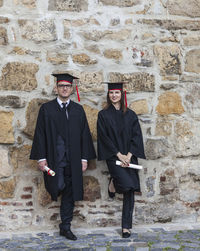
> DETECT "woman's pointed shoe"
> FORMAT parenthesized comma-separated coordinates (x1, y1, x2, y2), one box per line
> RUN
(108, 178, 115, 198)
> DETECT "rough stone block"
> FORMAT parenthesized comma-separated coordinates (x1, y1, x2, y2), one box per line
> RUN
(83, 104, 98, 141)
(0, 147, 12, 178)
(18, 19, 57, 43)
(83, 176, 101, 202)
(139, 19, 200, 31)
(145, 138, 170, 160)
(0, 178, 16, 199)
(154, 45, 181, 75)
(156, 92, 184, 115)
(109, 72, 155, 92)
(0, 111, 14, 144)
(23, 98, 49, 139)
(0, 62, 38, 91)
(130, 99, 149, 115)
(72, 53, 97, 65)
(167, 0, 200, 18)
(10, 145, 36, 170)
(0, 95, 25, 108)
(48, 0, 88, 11)
(0, 26, 8, 45)
(185, 49, 200, 73)
(99, 0, 140, 7)
(14, 0, 36, 8)
(103, 49, 122, 61)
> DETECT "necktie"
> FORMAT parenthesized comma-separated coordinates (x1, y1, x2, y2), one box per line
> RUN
(62, 103, 68, 119)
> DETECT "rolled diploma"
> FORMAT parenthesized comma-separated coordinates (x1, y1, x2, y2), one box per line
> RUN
(44, 166, 56, 176)
(116, 160, 143, 170)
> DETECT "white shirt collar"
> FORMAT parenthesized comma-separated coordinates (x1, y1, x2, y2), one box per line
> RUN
(57, 97, 70, 108)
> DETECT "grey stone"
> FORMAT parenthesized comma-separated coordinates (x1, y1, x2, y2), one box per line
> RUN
(0, 95, 25, 108)
(145, 138, 170, 160)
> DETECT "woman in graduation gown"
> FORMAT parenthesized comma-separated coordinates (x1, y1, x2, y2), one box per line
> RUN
(97, 82, 146, 238)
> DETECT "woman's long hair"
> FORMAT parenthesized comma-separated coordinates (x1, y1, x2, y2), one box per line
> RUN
(104, 90, 127, 113)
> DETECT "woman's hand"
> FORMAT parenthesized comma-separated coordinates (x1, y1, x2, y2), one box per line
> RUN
(117, 152, 129, 167)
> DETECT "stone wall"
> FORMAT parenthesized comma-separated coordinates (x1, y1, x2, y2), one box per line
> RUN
(0, 0, 200, 231)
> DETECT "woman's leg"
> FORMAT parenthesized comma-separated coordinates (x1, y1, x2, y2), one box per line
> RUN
(122, 191, 135, 230)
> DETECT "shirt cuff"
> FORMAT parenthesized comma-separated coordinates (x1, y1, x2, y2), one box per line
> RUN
(81, 159, 88, 162)
(38, 159, 46, 162)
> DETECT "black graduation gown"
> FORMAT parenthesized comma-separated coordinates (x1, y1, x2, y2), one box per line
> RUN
(30, 99, 96, 201)
(97, 105, 145, 193)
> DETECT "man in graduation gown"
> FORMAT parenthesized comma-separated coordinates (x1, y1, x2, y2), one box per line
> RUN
(30, 73, 96, 241)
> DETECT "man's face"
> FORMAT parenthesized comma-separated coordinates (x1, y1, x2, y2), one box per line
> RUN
(56, 81, 73, 101)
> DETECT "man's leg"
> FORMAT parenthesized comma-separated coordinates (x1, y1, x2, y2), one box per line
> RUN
(59, 167, 77, 240)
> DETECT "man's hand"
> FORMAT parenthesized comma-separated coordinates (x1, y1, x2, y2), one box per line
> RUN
(82, 160, 88, 172)
(38, 160, 47, 172)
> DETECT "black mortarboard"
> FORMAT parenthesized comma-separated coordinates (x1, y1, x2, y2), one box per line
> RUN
(52, 73, 80, 101)
(52, 73, 79, 84)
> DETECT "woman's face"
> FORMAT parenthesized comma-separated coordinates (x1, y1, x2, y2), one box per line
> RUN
(109, 90, 121, 105)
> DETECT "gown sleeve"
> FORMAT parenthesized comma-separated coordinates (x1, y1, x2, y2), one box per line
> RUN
(30, 105, 47, 160)
(97, 111, 119, 160)
(81, 108, 96, 160)
(129, 114, 146, 159)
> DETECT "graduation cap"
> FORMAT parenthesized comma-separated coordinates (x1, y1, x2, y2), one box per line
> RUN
(52, 73, 80, 102)
(103, 81, 128, 107)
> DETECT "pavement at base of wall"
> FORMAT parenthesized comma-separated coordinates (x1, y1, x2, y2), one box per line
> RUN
(0, 223, 200, 251)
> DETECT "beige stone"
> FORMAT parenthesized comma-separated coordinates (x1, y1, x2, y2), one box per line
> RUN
(83, 176, 101, 202)
(88, 159, 96, 170)
(64, 18, 100, 27)
(0, 178, 16, 199)
(83, 104, 98, 141)
(99, 0, 140, 7)
(10, 145, 36, 170)
(71, 71, 104, 93)
(23, 99, 49, 139)
(103, 49, 122, 61)
(175, 121, 193, 138)
(0, 17, 9, 23)
(36, 178, 52, 206)
(85, 45, 100, 54)
(48, 0, 88, 11)
(46, 51, 69, 65)
(167, 0, 200, 18)
(0, 95, 25, 108)
(130, 99, 149, 115)
(185, 49, 200, 73)
(82, 29, 131, 42)
(154, 45, 181, 75)
(139, 19, 200, 31)
(0, 62, 38, 91)
(0, 0, 3, 7)
(0, 111, 14, 144)
(156, 92, 184, 115)
(14, 0, 36, 8)
(0, 147, 12, 178)
(0, 26, 8, 45)
(155, 117, 173, 136)
(183, 37, 200, 46)
(72, 53, 97, 65)
(18, 19, 57, 43)
(109, 72, 155, 92)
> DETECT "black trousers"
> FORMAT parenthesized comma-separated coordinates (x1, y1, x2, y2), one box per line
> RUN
(59, 166, 74, 231)
(122, 191, 135, 229)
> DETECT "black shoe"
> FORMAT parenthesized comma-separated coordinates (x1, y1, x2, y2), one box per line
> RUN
(122, 230, 131, 238)
(60, 229, 77, 241)
(108, 178, 115, 198)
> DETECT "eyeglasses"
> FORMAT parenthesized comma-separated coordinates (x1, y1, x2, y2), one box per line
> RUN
(57, 84, 72, 89)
